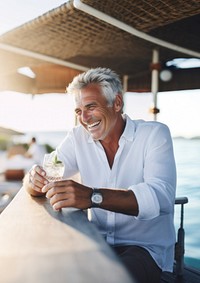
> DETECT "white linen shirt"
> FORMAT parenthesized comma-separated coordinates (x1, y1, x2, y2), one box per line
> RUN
(56, 114, 177, 272)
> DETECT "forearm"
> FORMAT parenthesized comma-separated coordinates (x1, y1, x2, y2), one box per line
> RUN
(99, 189, 139, 216)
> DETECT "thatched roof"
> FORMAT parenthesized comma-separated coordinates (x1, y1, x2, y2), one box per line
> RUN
(0, 0, 199, 94)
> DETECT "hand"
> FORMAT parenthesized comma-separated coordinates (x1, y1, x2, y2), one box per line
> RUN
(27, 165, 48, 196)
(42, 179, 92, 211)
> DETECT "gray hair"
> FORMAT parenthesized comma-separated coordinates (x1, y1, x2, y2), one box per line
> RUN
(66, 67, 124, 107)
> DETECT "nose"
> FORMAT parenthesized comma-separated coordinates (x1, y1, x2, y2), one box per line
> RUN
(81, 109, 90, 124)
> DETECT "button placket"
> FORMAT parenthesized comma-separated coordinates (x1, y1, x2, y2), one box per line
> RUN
(106, 211, 115, 245)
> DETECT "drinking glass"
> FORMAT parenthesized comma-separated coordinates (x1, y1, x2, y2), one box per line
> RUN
(43, 152, 65, 181)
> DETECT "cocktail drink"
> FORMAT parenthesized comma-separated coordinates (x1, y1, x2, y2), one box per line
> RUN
(43, 152, 65, 181)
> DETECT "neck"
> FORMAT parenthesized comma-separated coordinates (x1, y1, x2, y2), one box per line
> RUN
(100, 115, 126, 168)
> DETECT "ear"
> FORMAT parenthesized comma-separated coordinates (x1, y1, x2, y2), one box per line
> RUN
(114, 94, 123, 112)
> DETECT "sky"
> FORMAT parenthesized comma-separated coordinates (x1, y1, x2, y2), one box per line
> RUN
(0, 0, 200, 139)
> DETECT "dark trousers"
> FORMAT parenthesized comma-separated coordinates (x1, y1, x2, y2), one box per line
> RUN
(112, 245, 162, 283)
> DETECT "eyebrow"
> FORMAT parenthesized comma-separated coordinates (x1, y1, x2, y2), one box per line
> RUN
(85, 102, 97, 108)
(75, 101, 97, 111)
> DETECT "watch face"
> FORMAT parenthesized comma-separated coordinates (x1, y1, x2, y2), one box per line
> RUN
(91, 189, 103, 207)
(92, 194, 103, 204)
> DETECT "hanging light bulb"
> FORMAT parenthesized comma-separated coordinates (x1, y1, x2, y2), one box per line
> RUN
(160, 69, 172, 82)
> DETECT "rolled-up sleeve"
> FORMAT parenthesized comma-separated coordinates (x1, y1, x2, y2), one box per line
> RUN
(128, 123, 176, 220)
(128, 184, 160, 220)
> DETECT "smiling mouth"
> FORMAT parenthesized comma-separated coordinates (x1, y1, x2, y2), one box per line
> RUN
(87, 121, 101, 130)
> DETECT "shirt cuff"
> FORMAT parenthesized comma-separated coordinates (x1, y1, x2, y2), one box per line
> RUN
(128, 185, 160, 220)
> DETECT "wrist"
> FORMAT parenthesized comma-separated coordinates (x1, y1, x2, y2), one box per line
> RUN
(91, 188, 103, 207)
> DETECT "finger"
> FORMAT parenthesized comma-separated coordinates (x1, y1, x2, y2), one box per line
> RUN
(52, 199, 71, 211)
(29, 171, 48, 187)
(45, 184, 68, 198)
(29, 175, 44, 193)
(42, 179, 71, 193)
(29, 166, 48, 192)
(49, 192, 70, 206)
(33, 165, 46, 178)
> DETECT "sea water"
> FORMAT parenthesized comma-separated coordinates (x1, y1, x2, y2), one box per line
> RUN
(173, 138, 200, 270)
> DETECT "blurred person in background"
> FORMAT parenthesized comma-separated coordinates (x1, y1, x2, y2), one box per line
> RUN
(25, 137, 46, 165)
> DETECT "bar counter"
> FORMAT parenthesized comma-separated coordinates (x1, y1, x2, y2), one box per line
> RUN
(0, 187, 133, 283)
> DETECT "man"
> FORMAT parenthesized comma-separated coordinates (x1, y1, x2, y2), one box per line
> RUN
(24, 67, 176, 283)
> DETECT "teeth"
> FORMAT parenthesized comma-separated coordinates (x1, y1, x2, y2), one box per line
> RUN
(88, 121, 100, 129)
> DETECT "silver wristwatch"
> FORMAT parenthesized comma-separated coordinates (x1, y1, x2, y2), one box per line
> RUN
(91, 188, 103, 207)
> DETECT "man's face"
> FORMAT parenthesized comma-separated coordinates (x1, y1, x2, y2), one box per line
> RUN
(74, 84, 120, 141)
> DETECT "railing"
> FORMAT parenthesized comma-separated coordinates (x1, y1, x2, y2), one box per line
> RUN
(161, 197, 189, 282)
(0, 187, 133, 283)
(174, 196, 189, 277)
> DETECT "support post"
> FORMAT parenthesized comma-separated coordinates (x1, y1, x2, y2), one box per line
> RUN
(150, 48, 160, 121)
(123, 75, 129, 93)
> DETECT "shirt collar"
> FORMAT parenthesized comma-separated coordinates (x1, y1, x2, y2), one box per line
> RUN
(120, 114, 136, 142)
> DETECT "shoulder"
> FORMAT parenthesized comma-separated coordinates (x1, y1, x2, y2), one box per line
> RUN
(136, 121, 173, 148)
(125, 116, 172, 142)
(136, 120, 170, 132)
(126, 115, 170, 133)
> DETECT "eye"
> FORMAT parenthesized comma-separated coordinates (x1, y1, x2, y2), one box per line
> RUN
(75, 109, 81, 116)
(87, 104, 96, 111)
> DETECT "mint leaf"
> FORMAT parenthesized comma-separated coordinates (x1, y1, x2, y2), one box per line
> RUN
(53, 154, 62, 165)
